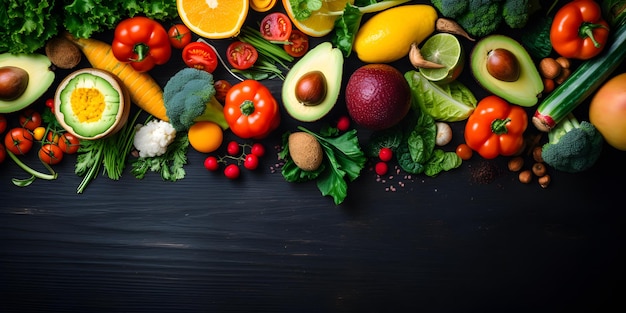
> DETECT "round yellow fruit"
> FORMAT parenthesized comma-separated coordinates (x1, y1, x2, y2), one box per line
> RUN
(188, 121, 223, 153)
(589, 72, 626, 151)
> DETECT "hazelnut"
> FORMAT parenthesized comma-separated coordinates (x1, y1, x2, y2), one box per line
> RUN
(539, 58, 562, 80)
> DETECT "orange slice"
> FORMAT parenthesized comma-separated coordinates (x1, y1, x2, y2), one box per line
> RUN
(177, 0, 249, 39)
(282, 0, 353, 37)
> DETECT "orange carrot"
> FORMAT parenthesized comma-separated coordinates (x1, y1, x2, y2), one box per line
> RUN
(63, 33, 169, 121)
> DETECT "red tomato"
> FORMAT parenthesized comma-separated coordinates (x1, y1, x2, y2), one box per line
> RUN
(0, 143, 5, 163)
(168, 24, 192, 49)
(214, 80, 233, 103)
(19, 109, 42, 131)
(58, 132, 81, 154)
(243, 153, 259, 170)
(0, 114, 6, 134)
(4, 127, 33, 155)
(39, 143, 64, 165)
(182, 42, 218, 73)
(47, 131, 60, 144)
(260, 12, 292, 41)
(283, 29, 309, 57)
(226, 41, 258, 70)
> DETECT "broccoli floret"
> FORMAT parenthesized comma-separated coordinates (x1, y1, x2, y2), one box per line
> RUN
(430, 0, 544, 37)
(541, 113, 603, 173)
(163, 68, 228, 132)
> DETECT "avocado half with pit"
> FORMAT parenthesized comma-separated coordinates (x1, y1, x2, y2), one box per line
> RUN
(282, 42, 343, 122)
(0, 53, 55, 113)
(470, 35, 543, 107)
(54, 68, 131, 140)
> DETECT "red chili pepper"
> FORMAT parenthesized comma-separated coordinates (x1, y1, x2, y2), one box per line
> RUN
(112, 17, 172, 72)
(550, 0, 610, 60)
(223, 80, 281, 139)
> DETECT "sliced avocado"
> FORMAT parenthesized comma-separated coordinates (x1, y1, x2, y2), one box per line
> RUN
(282, 42, 343, 122)
(55, 68, 130, 140)
(0, 53, 55, 113)
(470, 35, 543, 107)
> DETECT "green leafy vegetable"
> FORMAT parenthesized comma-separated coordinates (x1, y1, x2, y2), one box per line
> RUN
(279, 125, 366, 205)
(131, 133, 189, 181)
(0, 1, 59, 54)
(405, 70, 477, 122)
(364, 127, 404, 158)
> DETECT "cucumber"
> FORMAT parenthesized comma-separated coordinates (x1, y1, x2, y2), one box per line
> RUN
(532, 22, 626, 132)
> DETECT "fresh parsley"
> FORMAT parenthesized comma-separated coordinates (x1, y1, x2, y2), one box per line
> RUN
(130, 133, 189, 182)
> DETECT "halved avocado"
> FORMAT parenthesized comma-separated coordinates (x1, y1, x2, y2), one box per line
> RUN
(282, 42, 343, 122)
(54, 68, 131, 140)
(470, 35, 543, 107)
(0, 53, 55, 113)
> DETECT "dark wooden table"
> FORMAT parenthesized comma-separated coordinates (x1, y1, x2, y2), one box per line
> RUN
(2, 1, 625, 312)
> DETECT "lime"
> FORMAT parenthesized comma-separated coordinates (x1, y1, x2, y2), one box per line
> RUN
(418, 33, 464, 84)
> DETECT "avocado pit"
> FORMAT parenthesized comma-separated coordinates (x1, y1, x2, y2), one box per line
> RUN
(295, 70, 327, 106)
(0, 66, 29, 101)
(486, 48, 520, 82)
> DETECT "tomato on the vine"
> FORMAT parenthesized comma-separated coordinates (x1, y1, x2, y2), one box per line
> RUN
(0, 114, 7, 134)
(182, 41, 218, 73)
(283, 29, 309, 57)
(4, 127, 34, 155)
(227, 141, 240, 156)
(250, 143, 265, 157)
(226, 41, 258, 70)
(47, 131, 60, 144)
(39, 143, 64, 165)
(260, 12, 292, 41)
(33, 127, 46, 141)
(243, 154, 259, 170)
(58, 132, 81, 154)
(224, 164, 240, 179)
(19, 109, 42, 131)
(204, 156, 220, 171)
(168, 24, 192, 49)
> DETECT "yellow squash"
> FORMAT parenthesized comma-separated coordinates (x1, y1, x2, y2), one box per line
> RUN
(353, 4, 438, 64)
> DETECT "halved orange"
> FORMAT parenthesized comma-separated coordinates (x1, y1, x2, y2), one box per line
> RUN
(177, 0, 249, 39)
(282, 0, 354, 37)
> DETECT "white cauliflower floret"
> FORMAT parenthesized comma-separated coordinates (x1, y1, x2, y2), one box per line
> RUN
(133, 120, 177, 158)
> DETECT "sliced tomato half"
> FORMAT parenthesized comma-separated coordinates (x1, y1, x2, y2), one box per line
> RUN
(182, 42, 218, 73)
(283, 29, 309, 57)
(226, 41, 258, 70)
(260, 12, 292, 42)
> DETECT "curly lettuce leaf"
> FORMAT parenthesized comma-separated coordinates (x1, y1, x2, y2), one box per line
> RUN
(0, 1, 58, 54)
(405, 70, 477, 122)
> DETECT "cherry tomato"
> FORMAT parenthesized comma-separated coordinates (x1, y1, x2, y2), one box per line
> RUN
(0, 114, 7, 134)
(182, 41, 218, 73)
(214, 80, 233, 103)
(19, 109, 42, 131)
(39, 143, 64, 165)
(58, 132, 81, 154)
(204, 156, 220, 171)
(226, 41, 258, 70)
(47, 131, 60, 144)
(260, 12, 292, 42)
(168, 24, 192, 49)
(250, 143, 265, 157)
(336, 116, 350, 132)
(45, 98, 55, 113)
(227, 141, 240, 156)
(375, 161, 388, 176)
(283, 29, 309, 57)
(456, 143, 473, 161)
(243, 153, 259, 170)
(4, 127, 34, 155)
(378, 147, 393, 162)
(224, 164, 240, 179)
(0, 143, 5, 163)
(32, 126, 46, 141)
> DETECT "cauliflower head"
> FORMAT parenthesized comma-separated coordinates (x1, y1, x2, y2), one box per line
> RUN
(133, 120, 177, 158)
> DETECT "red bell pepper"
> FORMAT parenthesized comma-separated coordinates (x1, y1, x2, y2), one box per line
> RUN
(550, 0, 610, 60)
(112, 17, 172, 72)
(224, 80, 281, 139)
(464, 95, 528, 159)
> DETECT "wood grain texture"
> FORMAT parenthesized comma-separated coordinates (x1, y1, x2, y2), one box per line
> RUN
(2, 2, 626, 312)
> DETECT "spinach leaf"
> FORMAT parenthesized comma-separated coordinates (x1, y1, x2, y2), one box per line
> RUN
(332, 4, 363, 57)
